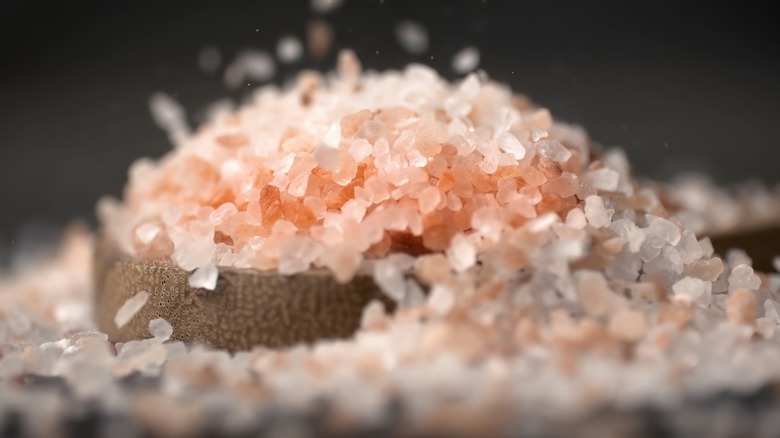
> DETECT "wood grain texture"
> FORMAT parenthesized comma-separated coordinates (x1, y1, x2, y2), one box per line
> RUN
(93, 238, 391, 352)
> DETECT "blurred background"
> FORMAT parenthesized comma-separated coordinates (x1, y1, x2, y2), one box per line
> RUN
(1, 0, 778, 263)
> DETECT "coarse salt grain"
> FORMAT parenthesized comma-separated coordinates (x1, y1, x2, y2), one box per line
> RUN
(452, 46, 480, 74)
(114, 291, 150, 329)
(276, 35, 303, 63)
(188, 264, 219, 290)
(395, 20, 429, 55)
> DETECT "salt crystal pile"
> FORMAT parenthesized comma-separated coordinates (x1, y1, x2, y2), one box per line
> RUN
(5, 52, 780, 435)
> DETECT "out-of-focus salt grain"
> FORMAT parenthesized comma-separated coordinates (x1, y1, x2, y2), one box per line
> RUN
(584, 195, 612, 228)
(672, 277, 711, 303)
(452, 46, 480, 74)
(276, 35, 303, 63)
(310, 0, 343, 13)
(395, 20, 429, 54)
(535, 139, 572, 162)
(726, 288, 757, 326)
(198, 45, 221, 73)
(360, 300, 386, 330)
(188, 264, 219, 290)
(446, 233, 476, 272)
(427, 284, 455, 315)
(307, 19, 333, 59)
(608, 309, 648, 342)
(584, 168, 620, 192)
(149, 318, 173, 341)
(114, 291, 150, 328)
(728, 264, 761, 293)
(772, 256, 780, 273)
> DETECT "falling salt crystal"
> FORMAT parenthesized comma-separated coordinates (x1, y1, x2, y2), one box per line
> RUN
(584, 168, 620, 192)
(728, 264, 761, 293)
(149, 318, 173, 341)
(428, 284, 455, 315)
(395, 20, 429, 54)
(311, 0, 343, 13)
(198, 45, 221, 73)
(188, 264, 219, 290)
(360, 300, 386, 330)
(114, 291, 150, 328)
(239, 50, 276, 81)
(276, 35, 303, 63)
(446, 233, 476, 272)
(584, 195, 612, 228)
(313, 143, 340, 170)
(149, 92, 190, 143)
(374, 259, 408, 302)
(672, 277, 711, 304)
(535, 139, 572, 162)
(452, 46, 480, 74)
(496, 132, 526, 160)
(773, 256, 780, 273)
(764, 299, 780, 321)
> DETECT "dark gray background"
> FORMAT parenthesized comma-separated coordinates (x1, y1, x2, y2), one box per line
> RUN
(1, 0, 778, 250)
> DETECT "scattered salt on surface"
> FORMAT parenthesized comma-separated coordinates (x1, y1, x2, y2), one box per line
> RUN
(188, 264, 219, 290)
(451, 46, 480, 74)
(395, 20, 429, 54)
(276, 35, 303, 63)
(114, 291, 150, 329)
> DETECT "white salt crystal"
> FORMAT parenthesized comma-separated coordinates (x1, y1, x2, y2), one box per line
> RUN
(645, 214, 681, 246)
(360, 300, 386, 330)
(395, 20, 429, 54)
(312, 143, 340, 170)
(276, 35, 303, 63)
(565, 208, 587, 229)
(675, 230, 703, 264)
(417, 186, 441, 215)
(764, 299, 780, 321)
(373, 259, 407, 302)
(173, 236, 216, 271)
(114, 291, 150, 328)
(427, 284, 455, 315)
(576, 270, 616, 317)
(644, 246, 684, 276)
(584, 168, 620, 192)
(672, 277, 711, 303)
(134, 222, 162, 245)
(311, 0, 343, 13)
(728, 264, 761, 293)
(348, 138, 373, 162)
(530, 127, 548, 142)
(535, 139, 572, 162)
(278, 236, 319, 275)
(698, 236, 715, 258)
(225, 50, 276, 87)
(198, 45, 221, 73)
(452, 46, 480, 74)
(149, 318, 173, 341)
(188, 264, 219, 290)
(773, 256, 780, 273)
(496, 132, 526, 160)
(446, 233, 476, 272)
(584, 195, 612, 228)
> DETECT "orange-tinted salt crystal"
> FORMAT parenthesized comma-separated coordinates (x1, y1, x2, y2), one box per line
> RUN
(281, 196, 318, 228)
(436, 170, 456, 192)
(132, 220, 174, 260)
(519, 166, 546, 187)
(536, 157, 563, 180)
(366, 231, 393, 257)
(215, 133, 249, 148)
(422, 224, 453, 251)
(536, 192, 562, 214)
(425, 155, 447, 178)
(727, 288, 757, 326)
(340, 109, 374, 138)
(259, 185, 283, 230)
(501, 245, 528, 269)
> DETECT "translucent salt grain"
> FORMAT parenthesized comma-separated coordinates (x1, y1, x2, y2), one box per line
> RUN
(608, 309, 648, 342)
(417, 186, 442, 215)
(727, 288, 757, 326)
(446, 233, 476, 272)
(728, 264, 761, 293)
(584, 168, 620, 192)
(373, 259, 407, 302)
(427, 284, 455, 315)
(312, 143, 340, 170)
(232, 50, 276, 83)
(149, 318, 173, 341)
(395, 20, 429, 54)
(188, 264, 219, 290)
(577, 270, 615, 317)
(675, 230, 703, 264)
(672, 277, 711, 303)
(764, 299, 780, 321)
(699, 236, 715, 258)
(496, 132, 526, 160)
(773, 256, 780, 273)
(276, 35, 303, 63)
(535, 139, 572, 162)
(452, 46, 480, 74)
(134, 222, 162, 245)
(360, 300, 386, 330)
(645, 215, 681, 246)
(114, 291, 150, 328)
(584, 195, 612, 228)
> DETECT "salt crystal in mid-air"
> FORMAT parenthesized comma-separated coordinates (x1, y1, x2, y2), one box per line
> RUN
(188, 264, 219, 290)
(395, 20, 429, 54)
(276, 35, 303, 63)
(114, 291, 150, 328)
(452, 46, 480, 74)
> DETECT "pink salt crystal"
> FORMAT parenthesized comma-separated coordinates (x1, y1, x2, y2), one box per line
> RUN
(313, 144, 340, 171)
(114, 291, 150, 329)
(496, 132, 526, 160)
(188, 264, 219, 290)
(535, 139, 572, 162)
(608, 309, 648, 342)
(427, 284, 455, 315)
(278, 236, 319, 275)
(209, 203, 237, 225)
(727, 288, 757, 326)
(565, 208, 587, 229)
(682, 257, 724, 282)
(418, 186, 442, 215)
(360, 300, 387, 330)
(756, 318, 776, 339)
(348, 139, 373, 162)
(577, 270, 616, 317)
(584, 168, 620, 192)
(307, 19, 333, 60)
(320, 243, 362, 284)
